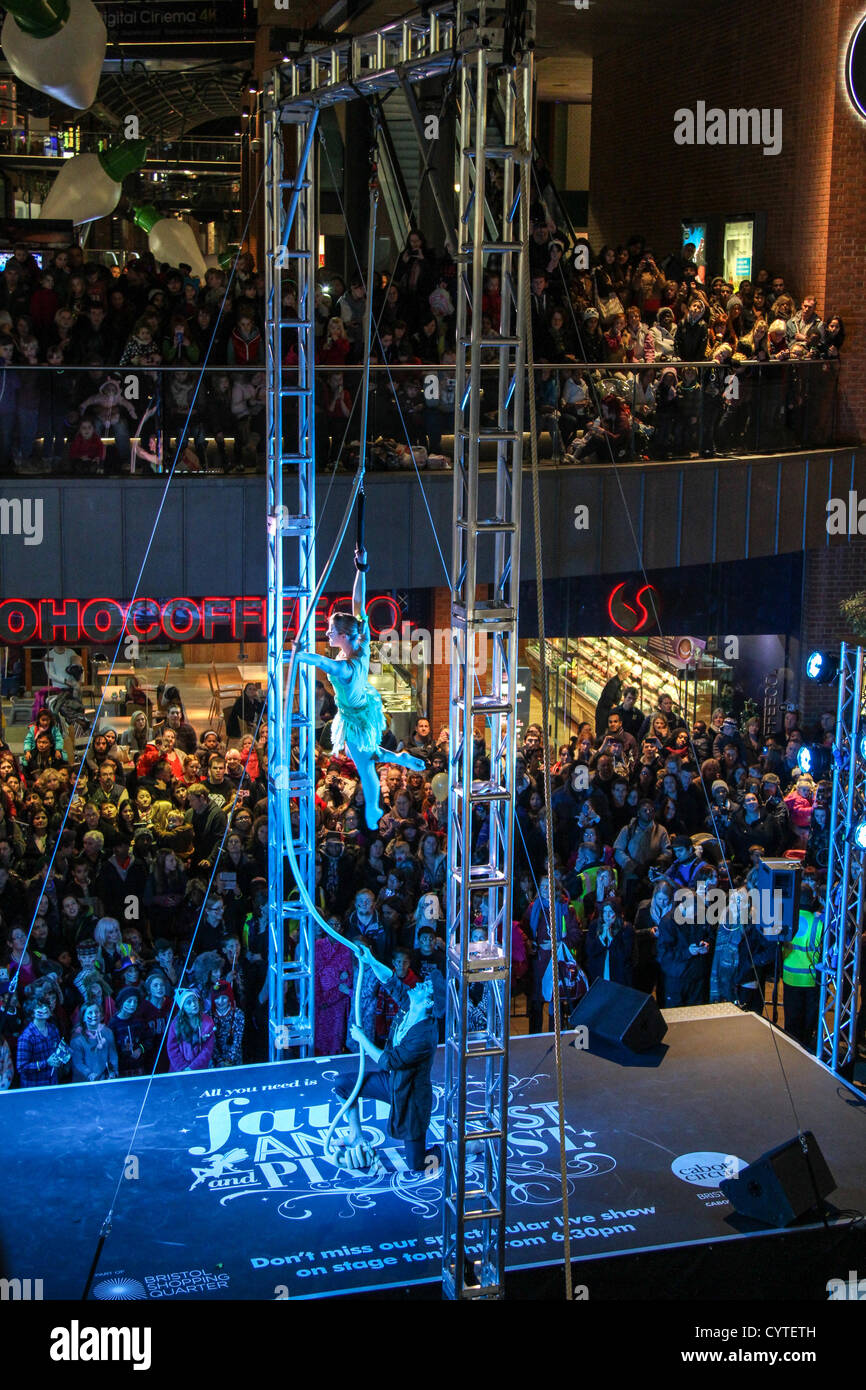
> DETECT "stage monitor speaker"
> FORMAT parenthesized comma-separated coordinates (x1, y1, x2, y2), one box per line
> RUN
(569, 979, 667, 1052)
(753, 858, 801, 940)
(719, 1131, 835, 1228)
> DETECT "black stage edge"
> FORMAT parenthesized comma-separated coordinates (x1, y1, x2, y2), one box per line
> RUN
(2, 1010, 866, 1302)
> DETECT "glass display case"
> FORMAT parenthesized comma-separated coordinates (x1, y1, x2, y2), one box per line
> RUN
(369, 643, 419, 718)
(524, 634, 732, 738)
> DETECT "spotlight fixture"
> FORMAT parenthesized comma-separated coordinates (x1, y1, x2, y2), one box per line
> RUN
(241, 107, 250, 120)
(805, 650, 838, 684)
(796, 745, 812, 775)
(854, 819, 866, 852)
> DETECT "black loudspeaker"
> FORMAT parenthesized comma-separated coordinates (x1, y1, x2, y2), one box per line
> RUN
(752, 858, 801, 940)
(569, 979, 667, 1052)
(720, 1132, 836, 1228)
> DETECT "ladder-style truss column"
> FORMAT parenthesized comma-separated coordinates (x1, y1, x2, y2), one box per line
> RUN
(818, 642, 865, 1073)
(264, 86, 319, 1059)
(443, 23, 534, 1301)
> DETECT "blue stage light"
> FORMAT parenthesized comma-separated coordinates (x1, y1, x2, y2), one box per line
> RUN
(806, 651, 825, 679)
(806, 650, 838, 683)
(854, 820, 866, 852)
(797, 745, 812, 774)
(860, 733, 866, 762)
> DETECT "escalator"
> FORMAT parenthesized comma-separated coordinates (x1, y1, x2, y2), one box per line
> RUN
(326, 78, 579, 272)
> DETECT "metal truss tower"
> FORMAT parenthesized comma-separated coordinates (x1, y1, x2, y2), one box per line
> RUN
(817, 643, 865, 1073)
(444, 35, 533, 1301)
(264, 87, 319, 1058)
(263, 0, 535, 1296)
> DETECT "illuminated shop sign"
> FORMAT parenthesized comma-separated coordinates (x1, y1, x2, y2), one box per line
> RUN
(607, 582, 659, 633)
(95, 1, 255, 41)
(846, 15, 866, 119)
(0, 595, 404, 645)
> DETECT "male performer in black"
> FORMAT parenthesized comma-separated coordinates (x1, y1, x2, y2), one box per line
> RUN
(333, 952, 438, 1173)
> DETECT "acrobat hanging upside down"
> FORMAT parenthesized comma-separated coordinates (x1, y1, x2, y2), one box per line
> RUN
(295, 544, 426, 831)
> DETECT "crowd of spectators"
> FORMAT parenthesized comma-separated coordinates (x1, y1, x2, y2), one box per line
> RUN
(506, 691, 835, 1048)
(0, 662, 840, 1088)
(0, 198, 847, 477)
(0, 688, 273, 1086)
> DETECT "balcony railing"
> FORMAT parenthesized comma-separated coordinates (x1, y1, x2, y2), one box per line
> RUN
(0, 131, 241, 164)
(0, 357, 843, 479)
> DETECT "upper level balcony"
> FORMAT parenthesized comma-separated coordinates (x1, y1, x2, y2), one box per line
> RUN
(0, 358, 858, 595)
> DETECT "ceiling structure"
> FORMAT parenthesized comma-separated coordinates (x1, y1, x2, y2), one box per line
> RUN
(316, 0, 697, 100)
(97, 65, 246, 142)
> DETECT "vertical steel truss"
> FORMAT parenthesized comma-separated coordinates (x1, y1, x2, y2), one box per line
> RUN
(444, 37, 533, 1301)
(264, 2, 534, 1295)
(265, 84, 319, 1058)
(817, 643, 865, 1073)
(265, 8, 465, 1065)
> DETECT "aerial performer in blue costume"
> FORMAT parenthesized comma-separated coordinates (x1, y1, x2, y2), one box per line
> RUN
(295, 543, 426, 831)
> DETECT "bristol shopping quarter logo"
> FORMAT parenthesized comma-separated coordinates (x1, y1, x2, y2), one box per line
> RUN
(671, 1151, 747, 1186)
(91, 1278, 148, 1301)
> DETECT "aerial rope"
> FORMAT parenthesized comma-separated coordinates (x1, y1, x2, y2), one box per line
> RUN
(279, 111, 425, 1169)
(516, 76, 574, 1300)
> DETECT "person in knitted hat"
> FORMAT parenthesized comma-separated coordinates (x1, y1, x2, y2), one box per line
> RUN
(651, 305, 677, 359)
(108, 984, 147, 1076)
(704, 780, 733, 845)
(166, 987, 215, 1072)
(578, 305, 604, 359)
(760, 773, 792, 853)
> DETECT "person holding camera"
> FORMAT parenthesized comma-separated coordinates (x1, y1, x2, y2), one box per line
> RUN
(16, 985, 70, 1086)
(630, 251, 666, 319)
(656, 889, 712, 1006)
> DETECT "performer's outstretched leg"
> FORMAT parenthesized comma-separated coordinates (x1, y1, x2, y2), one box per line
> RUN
(346, 737, 384, 831)
(378, 745, 427, 773)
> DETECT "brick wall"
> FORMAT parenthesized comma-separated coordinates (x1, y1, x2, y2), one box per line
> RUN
(428, 585, 452, 736)
(588, 0, 866, 443)
(799, 540, 866, 721)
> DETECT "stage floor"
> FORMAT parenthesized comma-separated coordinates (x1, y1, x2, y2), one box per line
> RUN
(2, 1011, 865, 1301)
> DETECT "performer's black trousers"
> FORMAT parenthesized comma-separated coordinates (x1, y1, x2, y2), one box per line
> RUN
(335, 1069, 427, 1170)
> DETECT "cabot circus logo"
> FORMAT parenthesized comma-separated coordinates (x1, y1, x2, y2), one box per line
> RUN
(671, 1151, 747, 1186)
(846, 15, 866, 120)
(607, 582, 658, 633)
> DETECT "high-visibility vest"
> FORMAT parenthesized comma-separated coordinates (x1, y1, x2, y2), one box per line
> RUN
(569, 863, 604, 925)
(782, 909, 823, 988)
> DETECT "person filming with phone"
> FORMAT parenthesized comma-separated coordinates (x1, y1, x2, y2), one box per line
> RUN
(656, 887, 713, 1006)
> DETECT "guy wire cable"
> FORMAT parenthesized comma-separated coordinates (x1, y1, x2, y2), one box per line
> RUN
(534, 170, 810, 1148)
(516, 74, 573, 1302)
(15, 159, 274, 994)
(76, 159, 280, 1298)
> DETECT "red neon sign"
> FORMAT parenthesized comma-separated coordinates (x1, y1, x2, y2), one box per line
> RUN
(0, 594, 405, 645)
(607, 582, 658, 633)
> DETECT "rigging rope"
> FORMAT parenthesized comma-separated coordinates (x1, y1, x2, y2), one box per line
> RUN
(534, 169, 808, 1144)
(517, 76, 574, 1301)
(279, 119, 382, 1165)
(77, 157, 281, 1297)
